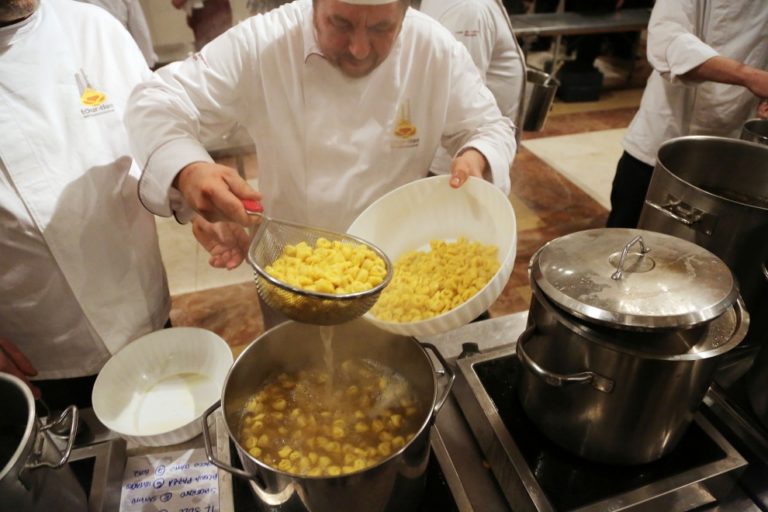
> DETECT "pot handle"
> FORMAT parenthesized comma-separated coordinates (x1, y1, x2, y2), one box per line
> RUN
(201, 400, 259, 482)
(420, 343, 455, 415)
(516, 326, 614, 393)
(27, 405, 78, 470)
(643, 196, 716, 236)
(611, 235, 650, 280)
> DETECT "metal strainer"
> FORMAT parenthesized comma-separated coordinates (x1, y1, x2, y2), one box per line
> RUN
(243, 200, 393, 325)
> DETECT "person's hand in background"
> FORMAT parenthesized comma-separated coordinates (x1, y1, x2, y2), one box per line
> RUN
(192, 215, 251, 269)
(757, 99, 768, 119)
(0, 335, 39, 398)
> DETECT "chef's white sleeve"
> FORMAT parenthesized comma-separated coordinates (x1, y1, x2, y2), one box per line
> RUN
(440, 42, 515, 195)
(646, 0, 719, 84)
(126, 27, 252, 220)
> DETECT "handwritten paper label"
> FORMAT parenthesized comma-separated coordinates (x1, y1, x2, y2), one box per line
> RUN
(120, 447, 219, 512)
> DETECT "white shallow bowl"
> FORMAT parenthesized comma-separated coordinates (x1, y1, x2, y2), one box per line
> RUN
(92, 327, 233, 446)
(347, 175, 517, 336)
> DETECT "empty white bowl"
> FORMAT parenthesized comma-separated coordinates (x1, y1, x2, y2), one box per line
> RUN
(347, 175, 517, 336)
(92, 327, 233, 446)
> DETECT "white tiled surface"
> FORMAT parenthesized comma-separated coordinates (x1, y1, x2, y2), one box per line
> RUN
(521, 128, 626, 209)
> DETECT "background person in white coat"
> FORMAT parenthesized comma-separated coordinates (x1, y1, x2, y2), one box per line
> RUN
(606, 0, 768, 228)
(0, 0, 171, 408)
(419, 0, 525, 175)
(75, 0, 158, 67)
(125, 0, 516, 271)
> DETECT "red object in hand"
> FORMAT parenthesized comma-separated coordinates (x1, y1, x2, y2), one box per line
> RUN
(242, 199, 264, 213)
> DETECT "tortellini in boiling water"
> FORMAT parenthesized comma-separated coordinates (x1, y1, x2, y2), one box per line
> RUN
(237, 359, 421, 477)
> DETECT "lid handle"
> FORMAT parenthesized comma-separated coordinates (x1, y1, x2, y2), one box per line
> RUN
(611, 235, 651, 281)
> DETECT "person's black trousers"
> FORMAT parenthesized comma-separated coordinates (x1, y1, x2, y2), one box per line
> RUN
(606, 151, 655, 228)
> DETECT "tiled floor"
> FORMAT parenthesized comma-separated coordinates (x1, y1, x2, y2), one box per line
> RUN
(161, 69, 644, 354)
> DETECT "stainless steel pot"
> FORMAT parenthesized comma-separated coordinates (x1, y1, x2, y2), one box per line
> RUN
(523, 68, 560, 132)
(638, 136, 768, 350)
(517, 229, 749, 465)
(0, 373, 85, 511)
(202, 319, 454, 512)
(741, 118, 768, 145)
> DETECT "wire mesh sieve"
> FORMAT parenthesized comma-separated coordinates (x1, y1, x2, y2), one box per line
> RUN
(244, 201, 393, 325)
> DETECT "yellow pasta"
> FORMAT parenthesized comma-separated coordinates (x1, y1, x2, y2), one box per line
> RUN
(265, 238, 387, 294)
(237, 360, 421, 477)
(371, 237, 499, 323)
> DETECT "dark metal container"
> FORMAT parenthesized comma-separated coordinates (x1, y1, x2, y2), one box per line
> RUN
(202, 319, 454, 512)
(0, 373, 84, 511)
(517, 229, 749, 465)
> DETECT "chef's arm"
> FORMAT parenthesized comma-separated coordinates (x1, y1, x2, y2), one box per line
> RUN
(645, 0, 717, 83)
(126, 22, 257, 223)
(0, 335, 40, 398)
(682, 57, 768, 99)
(441, 42, 515, 194)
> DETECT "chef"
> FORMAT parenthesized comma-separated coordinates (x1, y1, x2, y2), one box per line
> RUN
(0, 0, 171, 406)
(125, 0, 516, 273)
(419, 0, 526, 174)
(606, 0, 768, 228)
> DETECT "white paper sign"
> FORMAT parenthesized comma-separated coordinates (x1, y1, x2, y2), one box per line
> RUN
(120, 447, 220, 512)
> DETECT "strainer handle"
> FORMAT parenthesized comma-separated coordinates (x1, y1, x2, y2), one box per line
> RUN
(242, 199, 264, 214)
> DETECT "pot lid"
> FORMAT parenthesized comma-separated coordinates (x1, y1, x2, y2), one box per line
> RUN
(530, 228, 739, 329)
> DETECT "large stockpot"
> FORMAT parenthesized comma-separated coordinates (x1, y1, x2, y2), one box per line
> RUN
(638, 136, 768, 349)
(202, 319, 454, 512)
(0, 373, 85, 511)
(517, 229, 749, 465)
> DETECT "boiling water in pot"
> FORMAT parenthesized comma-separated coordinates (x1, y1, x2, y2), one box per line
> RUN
(236, 349, 422, 477)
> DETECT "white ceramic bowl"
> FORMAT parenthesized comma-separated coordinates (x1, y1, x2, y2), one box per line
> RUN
(92, 327, 233, 446)
(347, 175, 517, 336)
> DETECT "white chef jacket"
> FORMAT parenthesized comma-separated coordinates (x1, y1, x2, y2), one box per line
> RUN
(0, 0, 171, 379)
(126, 0, 515, 233)
(76, 0, 158, 68)
(623, 0, 768, 166)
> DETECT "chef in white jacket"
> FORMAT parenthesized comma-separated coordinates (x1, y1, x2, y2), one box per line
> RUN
(419, 0, 525, 175)
(125, 0, 516, 270)
(0, 0, 171, 403)
(606, 0, 768, 228)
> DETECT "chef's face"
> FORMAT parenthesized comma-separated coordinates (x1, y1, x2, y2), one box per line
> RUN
(0, 0, 37, 24)
(313, 0, 406, 78)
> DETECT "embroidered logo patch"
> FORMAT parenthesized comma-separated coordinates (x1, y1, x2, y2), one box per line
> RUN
(391, 100, 419, 149)
(75, 69, 115, 118)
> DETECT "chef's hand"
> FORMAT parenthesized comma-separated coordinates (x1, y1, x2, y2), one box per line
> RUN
(450, 148, 490, 188)
(175, 162, 261, 226)
(757, 99, 768, 119)
(192, 215, 250, 269)
(0, 335, 40, 399)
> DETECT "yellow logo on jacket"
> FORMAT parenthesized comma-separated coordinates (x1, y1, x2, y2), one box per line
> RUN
(80, 87, 107, 106)
(391, 100, 419, 149)
(75, 69, 114, 117)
